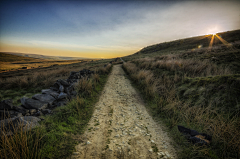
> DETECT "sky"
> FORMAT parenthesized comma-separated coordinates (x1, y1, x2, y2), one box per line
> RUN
(0, 0, 240, 59)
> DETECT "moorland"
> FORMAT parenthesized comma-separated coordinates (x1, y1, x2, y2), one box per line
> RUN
(0, 29, 240, 159)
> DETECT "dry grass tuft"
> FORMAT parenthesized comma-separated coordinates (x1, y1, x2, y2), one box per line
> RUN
(97, 64, 112, 74)
(75, 77, 93, 97)
(134, 57, 232, 78)
(92, 73, 100, 84)
(0, 119, 42, 159)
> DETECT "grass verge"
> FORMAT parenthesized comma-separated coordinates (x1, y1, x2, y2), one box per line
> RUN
(123, 61, 240, 159)
(0, 64, 112, 159)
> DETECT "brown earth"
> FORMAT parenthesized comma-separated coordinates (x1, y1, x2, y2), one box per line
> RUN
(71, 65, 177, 159)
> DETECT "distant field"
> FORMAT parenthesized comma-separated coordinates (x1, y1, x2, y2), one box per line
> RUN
(0, 54, 113, 106)
(0, 52, 97, 72)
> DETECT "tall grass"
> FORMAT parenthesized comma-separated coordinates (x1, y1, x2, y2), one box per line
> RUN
(0, 119, 42, 159)
(134, 57, 232, 78)
(123, 61, 240, 158)
(75, 77, 94, 97)
(97, 64, 112, 74)
(0, 68, 70, 90)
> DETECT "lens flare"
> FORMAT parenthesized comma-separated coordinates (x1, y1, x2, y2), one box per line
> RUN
(215, 34, 231, 46)
(209, 34, 215, 49)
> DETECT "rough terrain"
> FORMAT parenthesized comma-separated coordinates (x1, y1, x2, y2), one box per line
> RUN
(71, 65, 177, 159)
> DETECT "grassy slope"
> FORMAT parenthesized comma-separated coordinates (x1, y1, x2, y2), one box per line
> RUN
(0, 52, 44, 62)
(122, 29, 240, 158)
(135, 29, 240, 55)
(124, 29, 240, 74)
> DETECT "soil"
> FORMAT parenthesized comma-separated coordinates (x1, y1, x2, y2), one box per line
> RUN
(71, 65, 177, 159)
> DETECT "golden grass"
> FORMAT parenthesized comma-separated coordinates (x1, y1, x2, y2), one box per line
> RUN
(134, 57, 232, 77)
(92, 73, 100, 84)
(96, 64, 112, 74)
(0, 62, 90, 90)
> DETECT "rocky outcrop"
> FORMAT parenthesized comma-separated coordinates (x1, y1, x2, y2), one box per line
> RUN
(0, 69, 95, 135)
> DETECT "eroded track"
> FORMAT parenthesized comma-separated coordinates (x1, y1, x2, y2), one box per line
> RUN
(71, 65, 177, 159)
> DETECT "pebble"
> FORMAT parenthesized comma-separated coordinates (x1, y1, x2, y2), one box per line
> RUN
(73, 152, 80, 155)
(148, 148, 153, 152)
(86, 141, 91, 145)
(115, 134, 120, 138)
(165, 151, 171, 158)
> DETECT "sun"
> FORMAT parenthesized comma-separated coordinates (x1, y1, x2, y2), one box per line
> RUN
(206, 25, 221, 35)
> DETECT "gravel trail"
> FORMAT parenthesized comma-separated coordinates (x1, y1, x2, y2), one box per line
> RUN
(71, 65, 177, 159)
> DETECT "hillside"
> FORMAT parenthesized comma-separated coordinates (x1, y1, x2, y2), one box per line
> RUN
(5, 52, 94, 60)
(135, 29, 240, 55)
(0, 52, 44, 62)
(0, 52, 96, 73)
(122, 29, 240, 158)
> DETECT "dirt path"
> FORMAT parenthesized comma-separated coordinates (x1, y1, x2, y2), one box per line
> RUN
(71, 65, 177, 159)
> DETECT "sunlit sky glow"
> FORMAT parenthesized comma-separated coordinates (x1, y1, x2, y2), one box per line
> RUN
(0, 1, 240, 58)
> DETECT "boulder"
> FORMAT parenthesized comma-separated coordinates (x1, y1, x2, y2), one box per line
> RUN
(14, 106, 29, 115)
(59, 84, 64, 92)
(0, 99, 14, 110)
(71, 90, 77, 97)
(0, 116, 40, 135)
(22, 116, 41, 123)
(58, 92, 68, 99)
(177, 125, 212, 145)
(52, 82, 60, 91)
(33, 111, 43, 116)
(16, 113, 23, 117)
(49, 87, 59, 92)
(0, 117, 24, 135)
(32, 94, 56, 105)
(67, 79, 78, 83)
(41, 89, 60, 99)
(29, 109, 37, 115)
(56, 99, 68, 107)
(41, 109, 52, 115)
(65, 84, 74, 95)
(0, 110, 16, 119)
(21, 97, 48, 110)
(69, 72, 80, 79)
(57, 79, 70, 87)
